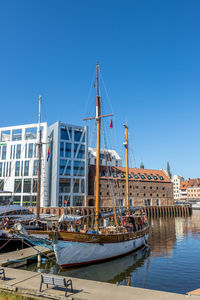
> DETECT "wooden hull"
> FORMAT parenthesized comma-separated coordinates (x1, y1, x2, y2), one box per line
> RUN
(27, 226, 149, 267)
(53, 227, 149, 267)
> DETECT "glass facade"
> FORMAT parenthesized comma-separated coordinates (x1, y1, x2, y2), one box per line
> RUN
(73, 161, 85, 176)
(60, 142, 64, 157)
(65, 143, 71, 158)
(24, 161, 29, 176)
(33, 160, 38, 176)
(16, 144, 21, 159)
(2, 146, 7, 160)
(61, 128, 69, 140)
(15, 161, 20, 176)
(0, 162, 2, 177)
(28, 143, 33, 158)
(23, 179, 31, 193)
(59, 178, 71, 193)
(73, 179, 79, 193)
(33, 178, 38, 192)
(14, 179, 22, 193)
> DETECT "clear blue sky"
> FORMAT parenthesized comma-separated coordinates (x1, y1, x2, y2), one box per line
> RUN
(0, 0, 200, 179)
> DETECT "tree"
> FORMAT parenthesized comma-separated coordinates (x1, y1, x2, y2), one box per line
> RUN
(140, 162, 144, 169)
(167, 161, 172, 178)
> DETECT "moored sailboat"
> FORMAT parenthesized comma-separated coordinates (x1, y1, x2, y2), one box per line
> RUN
(13, 64, 149, 267)
(48, 64, 149, 267)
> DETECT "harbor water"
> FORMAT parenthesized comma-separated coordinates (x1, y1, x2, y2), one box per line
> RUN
(18, 210, 200, 295)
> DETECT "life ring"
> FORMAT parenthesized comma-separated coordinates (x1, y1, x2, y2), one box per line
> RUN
(76, 219, 81, 225)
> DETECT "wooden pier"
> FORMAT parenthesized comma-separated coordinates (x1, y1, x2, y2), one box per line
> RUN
(30, 205, 192, 218)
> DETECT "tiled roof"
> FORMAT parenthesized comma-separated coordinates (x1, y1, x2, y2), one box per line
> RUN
(89, 165, 171, 183)
(187, 178, 200, 188)
(180, 181, 188, 190)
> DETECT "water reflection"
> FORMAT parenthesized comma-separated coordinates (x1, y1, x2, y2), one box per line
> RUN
(19, 211, 200, 294)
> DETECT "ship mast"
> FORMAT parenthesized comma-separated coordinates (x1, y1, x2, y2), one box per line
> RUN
(36, 95, 42, 222)
(95, 64, 101, 230)
(123, 124, 129, 210)
(83, 64, 113, 230)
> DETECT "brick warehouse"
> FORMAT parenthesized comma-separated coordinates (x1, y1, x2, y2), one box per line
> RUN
(87, 166, 173, 207)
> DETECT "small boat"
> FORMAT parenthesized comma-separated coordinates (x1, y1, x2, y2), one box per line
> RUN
(0, 205, 35, 252)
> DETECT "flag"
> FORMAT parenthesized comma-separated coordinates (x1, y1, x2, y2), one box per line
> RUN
(109, 119, 113, 129)
(47, 145, 50, 162)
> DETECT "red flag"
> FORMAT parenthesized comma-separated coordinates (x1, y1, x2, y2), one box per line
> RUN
(109, 119, 113, 129)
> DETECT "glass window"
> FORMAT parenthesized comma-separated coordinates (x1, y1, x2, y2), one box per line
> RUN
(14, 179, 22, 193)
(59, 159, 66, 175)
(24, 161, 29, 176)
(13, 145, 15, 159)
(153, 176, 158, 180)
(64, 160, 71, 176)
(61, 128, 69, 140)
(2, 146, 7, 160)
(134, 174, 139, 179)
(25, 127, 37, 140)
(65, 143, 71, 158)
(60, 142, 64, 157)
(10, 145, 12, 159)
(25, 144, 27, 158)
(12, 129, 22, 141)
(33, 179, 38, 193)
(74, 130, 82, 142)
(73, 179, 79, 193)
(0, 162, 2, 177)
(23, 179, 31, 193)
(13, 196, 21, 205)
(73, 161, 85, 176)
(15, 161, 20, 176)
(64, 195, 70, 206)
(1, 130, 11, 142)
(31, 196, 37, 206)
(9, 162, 11, 176)
(33, 160, 38, 176)
(28, 143, 33, 158)
(0, 179, 4, 191)
(58, 196, 62, 207)
(21, 161, 23, 176)
(75, 144, 85, 159)
(73, 196, 83, 206)
(59, 178, 71, 193)
(23, 195, 31, 206)
(34, 144, 38, 157)
(3, 162, 6, 177)
(16, 144, 21, 159)
(81, 179, 85, 193)
(6, 162, 9, 177)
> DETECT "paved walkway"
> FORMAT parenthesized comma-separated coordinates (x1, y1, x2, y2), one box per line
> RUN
(0, 267, 194, 300)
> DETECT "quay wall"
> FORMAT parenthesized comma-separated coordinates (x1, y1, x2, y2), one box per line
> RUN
(29, 205, 192, 218)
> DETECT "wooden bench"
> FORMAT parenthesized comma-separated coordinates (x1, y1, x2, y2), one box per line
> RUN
(40, 274, 73, 297)
(0, 268, 5, 280)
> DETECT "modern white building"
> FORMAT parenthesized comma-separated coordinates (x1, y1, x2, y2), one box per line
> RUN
(172, 175, 184, 201)
(0, 121, 88, 207)
(47, 122, 88, 207)
(88, 147, 122, 167)
(0, 123, 48, 207)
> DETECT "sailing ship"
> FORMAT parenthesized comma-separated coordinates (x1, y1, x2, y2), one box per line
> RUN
(14, 64, 149, 267)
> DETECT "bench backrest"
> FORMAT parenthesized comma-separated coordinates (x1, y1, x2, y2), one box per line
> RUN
(42, 275, 66, 287)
